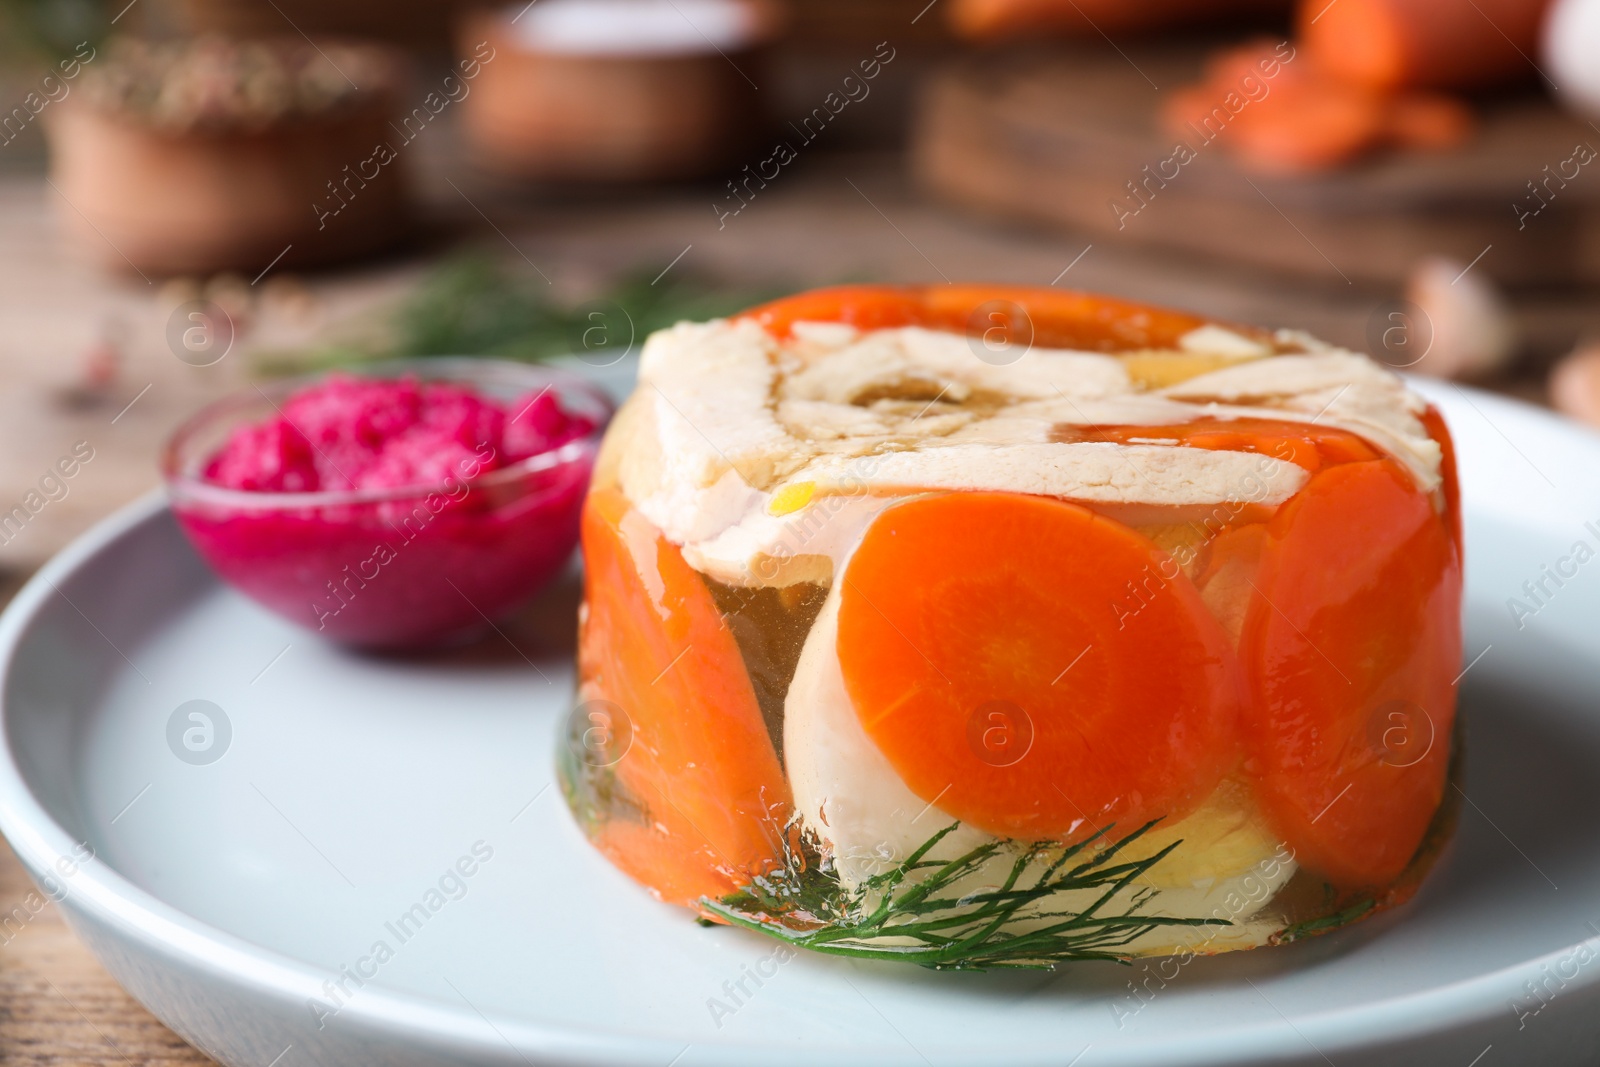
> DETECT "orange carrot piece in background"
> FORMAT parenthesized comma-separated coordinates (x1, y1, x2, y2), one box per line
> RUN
(1226, 80, 1391, 174)
(1163, 40, 1478, 174)
(948, 0, 1292, 41)
(837, 492, 1242, 842)
(1201, 37, 1306, 88)
(1160, 43, 1385, 174)
(1299, 0, 1553, 90)
(1384, 92, 1475, 151)
(577, 489, 790, 908)
(1162, 84, 1235, 140)
(1239, 459, 1461, 887)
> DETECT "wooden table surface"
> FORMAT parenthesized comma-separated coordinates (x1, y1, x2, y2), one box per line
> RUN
(0, 563, 210, 1064)
(0, 842, 212, 1065)
(0, 78, 1585, 1061)
(914, 44, 1600, 288)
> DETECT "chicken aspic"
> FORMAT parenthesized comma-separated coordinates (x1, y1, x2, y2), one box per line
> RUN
(560, 285, 1462, 969)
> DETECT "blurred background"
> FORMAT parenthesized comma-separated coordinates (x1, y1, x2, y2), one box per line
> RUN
(1, 0, 1597, 580)
(0, 0, 1595, 1056)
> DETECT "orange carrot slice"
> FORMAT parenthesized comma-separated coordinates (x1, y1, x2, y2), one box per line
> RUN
(1300, 0, 1550, 91)
(578, 488, 790, 907)
(1055, 417, 1381, 474)
(739, 286, 928, 337)
(1239, 458, 1461, 887)
(837, 491, 1242, 841)
(738, 284, 1252, 353)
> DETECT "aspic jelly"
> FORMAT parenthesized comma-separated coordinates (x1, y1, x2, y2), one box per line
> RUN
(561, 286, 1462, 968)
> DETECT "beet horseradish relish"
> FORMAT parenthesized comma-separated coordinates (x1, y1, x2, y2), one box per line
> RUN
(165, 362, 610, 650)
(560, 285, 1463, 968)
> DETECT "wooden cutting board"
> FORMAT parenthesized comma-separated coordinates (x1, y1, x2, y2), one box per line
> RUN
(912, 43, 1600, 289)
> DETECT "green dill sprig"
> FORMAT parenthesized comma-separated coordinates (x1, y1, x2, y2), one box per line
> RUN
(1274, 897, 1375, 944)
(0, 0, 112, 62)
(253, 253, 792, 375)
(699, 819, 1229, 970)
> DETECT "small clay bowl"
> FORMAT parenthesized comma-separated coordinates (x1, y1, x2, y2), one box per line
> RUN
(458, 0, 783, 183)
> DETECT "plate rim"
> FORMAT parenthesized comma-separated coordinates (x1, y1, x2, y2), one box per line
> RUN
(0, 382, 1594, 1065)
(0, 490, 688, 1066)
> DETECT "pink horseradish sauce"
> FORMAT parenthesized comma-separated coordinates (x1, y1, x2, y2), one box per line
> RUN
(168, 370, 610, 649)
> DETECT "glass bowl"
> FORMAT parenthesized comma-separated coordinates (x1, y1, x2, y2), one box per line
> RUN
(162, 358, 613, 650)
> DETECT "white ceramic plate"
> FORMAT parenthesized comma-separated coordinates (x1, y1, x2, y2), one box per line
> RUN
(2, 378, 1600, 1067)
